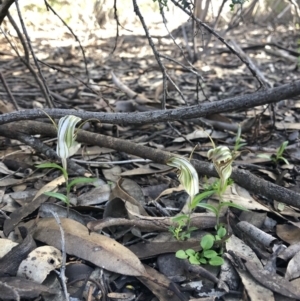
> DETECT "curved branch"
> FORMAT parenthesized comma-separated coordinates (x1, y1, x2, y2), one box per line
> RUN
(0, 80, 299, 125)
(3, 120, 300, 209)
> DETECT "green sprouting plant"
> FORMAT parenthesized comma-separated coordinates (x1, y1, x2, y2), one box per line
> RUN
(36, 115, 96, 208)
(257, 141, 289, 165)
(176, 230, 227, 266)
(168, 127, 246, 245)
(169, 214, 198, 241)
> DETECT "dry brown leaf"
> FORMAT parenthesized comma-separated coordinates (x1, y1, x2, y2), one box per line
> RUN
(276, 224, 300, 244)
(138, 264, 185, 301)
(34, 217, 147, 277)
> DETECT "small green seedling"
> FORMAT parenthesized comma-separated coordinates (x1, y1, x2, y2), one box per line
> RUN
(258, 141, 289, 165)
(176, 231, 226, 266)
(169, 214, 198, 241)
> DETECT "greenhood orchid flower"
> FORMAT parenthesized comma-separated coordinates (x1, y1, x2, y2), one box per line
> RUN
(56, 115, 82, 172)
(167, 156, 199, 199)
(207, 145, 237, 193)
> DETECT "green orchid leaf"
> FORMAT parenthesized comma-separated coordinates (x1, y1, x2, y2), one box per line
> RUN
(277, 141, 288, 157)
(190, 190, 215, 210)
(209, 256, 224, 266)
(172, 214, 189, 223)
(200, 234, 215, 250)
(44, 192, 69, 204)
(36, 163, 68, 180)
(67, 177, 97, 192)
(203, 250, 218, 258)
(197, 203, 218, 215)
(219, 201, 247, 211)
(278, 157, 289, 165)
(175, 250, 188, 259)
(167, 156, 199, 199)
(189, 255, 200, 265)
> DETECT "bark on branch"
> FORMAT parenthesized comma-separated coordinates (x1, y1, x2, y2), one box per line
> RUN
(0, 80, 299, 125)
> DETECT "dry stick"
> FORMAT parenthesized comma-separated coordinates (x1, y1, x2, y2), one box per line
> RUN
(0, 79, 299, 125)
(1, 19, 52, 106)
(0, 0, 15, 25)
(0, 72, 20, 110)
(43, 0, 89, 81)
(4, 120, 300, 209)
(7, 11, 29, 61)
(14, 0, 54, 108)
(170, 0, 265, 88)
(132, 0, 185, 108)
(50, 212, 69, 301)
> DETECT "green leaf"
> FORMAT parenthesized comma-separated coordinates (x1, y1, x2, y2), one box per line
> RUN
(36, 163, 68, 180)
(67, 177, 97, 193)
(200, 234, 215, 250)
(172, 214, 189, 223)
(278, 157, 289, 165)
(175, 250, 188, 259)
(277, 141, 288, 157)
(190, 190, 215, 210)
(197, 203, 218, 216)
(209, 256, 224, 266)
(217, 226, 227, 238)
(219, 201, 247, 211)
(185, 249, 196, 256)
(203, 250, 218, 258)
(44, 192, 69, 204)
(199, 257, 207, 264)
(189, 255, 200, 265)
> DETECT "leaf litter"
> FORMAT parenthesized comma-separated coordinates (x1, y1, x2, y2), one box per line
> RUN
(0, 1, 300, 300)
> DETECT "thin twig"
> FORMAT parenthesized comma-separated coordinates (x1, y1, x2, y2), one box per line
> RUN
(132, 0, 186, 108)
(0, 71, 20, 110)
(50, 211, 69, 301)
(170, 0, 265, 89)
(43, 0, 89, 82)
(14, 0, 55, 108)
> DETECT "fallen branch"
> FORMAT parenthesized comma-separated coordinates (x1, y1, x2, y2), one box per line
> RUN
(0, 80, 299, 125)
(2, 120, 300, 209)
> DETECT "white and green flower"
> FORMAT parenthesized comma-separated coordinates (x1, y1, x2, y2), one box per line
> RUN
(56, 115, 82, 172)
(167, 156, 199, 199)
